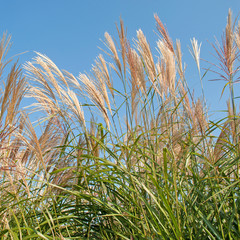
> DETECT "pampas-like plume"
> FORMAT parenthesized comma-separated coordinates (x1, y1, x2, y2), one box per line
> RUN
(137, 29, 156, 85)
(98, 55, 111, 89)
(127, 46, 146, 124)
(64, 70, 82, 92)
(79, 73, 110, 129)
(92, 55, 112, 115)
(17, 113, 47, 172)
(34, 52, 68, 87)
(127, 47, 146, 95)
(175, 40, 184, 80)
(157, 40, 176, 95)
(0, 33, 11, 78)
(62, 89, 86, 127)
(104, 32, 122, 74)
(25, 54, 88, 131)
(27, 86, 60, 115)
(116, 19, 127, 76)
(0, 34, 26, 126)
(0, 63, 26, 126)
(235, 21, 240, 50)
(193, 98, 207, 134)
(24, 53, 68, 103)
(190, 38, 201, 73)
(211, 10, 237, 82)
(154, 14, 174, 53)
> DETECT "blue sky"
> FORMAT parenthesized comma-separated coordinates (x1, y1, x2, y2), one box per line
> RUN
(1, 0, 240, 120)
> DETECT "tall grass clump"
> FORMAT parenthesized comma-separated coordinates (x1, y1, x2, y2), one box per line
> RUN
(0, 10, 240, 239)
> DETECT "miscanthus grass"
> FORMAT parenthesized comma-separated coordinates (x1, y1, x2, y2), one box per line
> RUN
(0, 10, 240, 239)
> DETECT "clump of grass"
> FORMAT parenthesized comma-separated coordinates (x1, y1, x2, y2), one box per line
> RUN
(0, 10, 240, 239)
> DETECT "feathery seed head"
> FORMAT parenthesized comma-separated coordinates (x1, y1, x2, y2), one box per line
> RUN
(190, 38, 201, 72)
(79, 73, 110, 129)
(104, 32, 122, 74)
(154, 14, 174, 53)
(137, 29, 156, 85)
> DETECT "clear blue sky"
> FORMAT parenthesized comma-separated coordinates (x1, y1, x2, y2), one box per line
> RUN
(1, 0, 240, 120)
